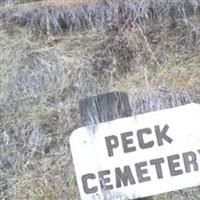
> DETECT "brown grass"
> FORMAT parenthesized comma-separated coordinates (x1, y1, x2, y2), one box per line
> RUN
(1, 0, 200, 199)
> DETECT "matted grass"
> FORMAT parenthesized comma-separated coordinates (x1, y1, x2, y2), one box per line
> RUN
(1, 0, 200, 199)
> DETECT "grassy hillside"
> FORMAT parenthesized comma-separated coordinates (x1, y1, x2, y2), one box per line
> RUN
(1, 0, 200, 199)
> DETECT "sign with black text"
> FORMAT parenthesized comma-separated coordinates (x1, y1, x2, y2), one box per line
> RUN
(70, 104, 200, 200)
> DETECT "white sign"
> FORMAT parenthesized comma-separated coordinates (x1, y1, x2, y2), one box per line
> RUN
(70, 104, 200, 200)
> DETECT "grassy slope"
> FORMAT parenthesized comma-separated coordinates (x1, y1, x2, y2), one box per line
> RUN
(1, 0, 200, 199)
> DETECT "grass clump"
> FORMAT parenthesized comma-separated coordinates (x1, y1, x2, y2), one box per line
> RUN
(1, 0, 200, 200)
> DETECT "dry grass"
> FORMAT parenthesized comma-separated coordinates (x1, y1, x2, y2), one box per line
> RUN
(1, 0, 200, 199)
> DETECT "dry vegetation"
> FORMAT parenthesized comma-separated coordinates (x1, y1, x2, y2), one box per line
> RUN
(1, 0, 200, 199)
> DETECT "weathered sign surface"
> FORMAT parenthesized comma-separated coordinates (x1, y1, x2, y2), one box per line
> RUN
(70, 103, 200, 200)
